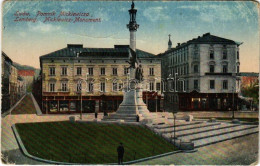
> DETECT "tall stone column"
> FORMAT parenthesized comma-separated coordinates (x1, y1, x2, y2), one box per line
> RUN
(130, 31, 136, 51)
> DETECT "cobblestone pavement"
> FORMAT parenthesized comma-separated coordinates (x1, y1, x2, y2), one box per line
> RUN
(136, 133, 259, 165)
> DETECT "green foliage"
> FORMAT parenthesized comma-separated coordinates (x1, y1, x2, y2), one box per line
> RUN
(241, 81, 259, 104)
(16, 122, 176, 164)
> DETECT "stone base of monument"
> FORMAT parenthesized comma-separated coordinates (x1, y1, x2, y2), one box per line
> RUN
(102, 87, 140, 122)
(136, 87, 157, 119)
(103, 86, 158, 122)
(103, 68, 158, 122)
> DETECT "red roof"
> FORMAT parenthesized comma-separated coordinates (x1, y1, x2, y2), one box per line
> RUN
(18, 70, 35, 76)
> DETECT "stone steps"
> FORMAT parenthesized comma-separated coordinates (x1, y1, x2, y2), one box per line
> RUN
(158, 122, 221, 134)
(193, 127, 259, 147)
(170, 123, 239, 137)
(180, 125, 257, 141)
(153, 121, 202, 129)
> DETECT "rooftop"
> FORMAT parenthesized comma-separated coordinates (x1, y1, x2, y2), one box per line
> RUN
(18, 70, 35, 76)
(164, 32, 242, 54)
(40, 45, 157, 59)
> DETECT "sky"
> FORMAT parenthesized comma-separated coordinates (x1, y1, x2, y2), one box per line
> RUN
(2, 1, 259, 72)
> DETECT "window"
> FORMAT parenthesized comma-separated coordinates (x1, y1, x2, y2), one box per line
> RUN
(237, 51, 239, 59)
(124, 68, 129, 75)
(112, 82, 118, 92)
(223, 65, 228, 73)
(210, 65, 215, 73)
(194, 80, 198, 89)
(223, 50, 227, 59)
(61, 82, 67, 91)
(101, 67, 105, 75)
(210, 50, 214, 59)
(194, 45, 199, 59)
(101, 82, 105, 92)
(49, 67, 55, 76)
(194, 65, 199, 73)
(149, 68, 154, 76)
(149, 82, 154, 91)
(77, 67, 82, 75)
(119, 83, 123, 91)
(237, 66, 240, 73)
(156, 83, 161, 91)
(88, 82, 93, 92)
(88, 68, 93, 76)
(77, 82, 82, 92)
(49, 83, 55, 92)
(223, 80, 228, 89)
(61, 67, 67, 76)
(112, 68, 117, 75)
(210, 80, 215, 89)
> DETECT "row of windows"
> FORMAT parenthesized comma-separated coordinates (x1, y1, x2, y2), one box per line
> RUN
(169, 49, 188, 66)
(192, 65, 240, 73)
(209, 65, 228, 73)
(49, 82, 161, 92)
(170, 65, 189, 76)
(192, 80, 229, 90)
(167, 79, 230, 92)
(209, 48, 239, 60)
(49, 67, 155, 76)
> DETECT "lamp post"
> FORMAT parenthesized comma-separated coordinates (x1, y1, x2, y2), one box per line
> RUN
(173, 114, 176, 146)
(155, 95, 158, 112)
(146, 83, 148, 107)
(174, 73, 178, 92)
(232, 86, 235, 119)
(79, 79, 83, 120)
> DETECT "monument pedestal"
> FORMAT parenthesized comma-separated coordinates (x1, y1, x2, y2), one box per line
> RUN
(103, 69, 155, 122)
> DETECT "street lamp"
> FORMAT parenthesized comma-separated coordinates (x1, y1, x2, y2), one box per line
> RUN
(174, 73, 178, 92)
(173, 114, 177, 146)
(232, 86, 235, 119)
(79, 79, 83, 120)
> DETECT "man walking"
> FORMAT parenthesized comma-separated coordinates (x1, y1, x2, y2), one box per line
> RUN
(117, 142, 124, 165)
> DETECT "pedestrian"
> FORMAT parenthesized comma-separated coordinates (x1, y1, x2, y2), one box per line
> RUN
(95, 112, 98, 119)
(136, 114, 139, 122)
(117, 142, 124, 165)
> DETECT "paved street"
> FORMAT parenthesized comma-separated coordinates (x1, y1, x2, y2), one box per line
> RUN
(136, 133, 259, 165)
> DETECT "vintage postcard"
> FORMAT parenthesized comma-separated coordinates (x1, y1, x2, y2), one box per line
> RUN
(1, 0, 259, 165)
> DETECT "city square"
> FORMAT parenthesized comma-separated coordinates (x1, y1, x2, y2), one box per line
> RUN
(1, 0, 259, 165)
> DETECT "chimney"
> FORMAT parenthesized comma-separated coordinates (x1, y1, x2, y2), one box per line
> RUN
(203, 33, 210, 37)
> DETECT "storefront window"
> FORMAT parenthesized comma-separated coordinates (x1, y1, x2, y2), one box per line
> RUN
(49, 101, 58, 112)
(59, 100, 69, 112)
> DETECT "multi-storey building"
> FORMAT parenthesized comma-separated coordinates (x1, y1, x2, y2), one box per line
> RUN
(18, 70, 35, 92)
(40, 44, 161, 114)
(161, 33, 241, 111)
(1, 52, 25, 113)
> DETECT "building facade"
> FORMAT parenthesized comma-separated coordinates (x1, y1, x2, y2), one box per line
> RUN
(40, 44, 161, 114)
(1, 52, 25, 113)
(161, 33, 241, 111)
(18, 70, 35, 92)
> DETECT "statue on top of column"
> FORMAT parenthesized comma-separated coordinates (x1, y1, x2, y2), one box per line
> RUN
(126, 48, 143, 83)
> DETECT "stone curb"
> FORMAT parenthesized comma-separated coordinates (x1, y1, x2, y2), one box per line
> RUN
(12, 124, 186, 165)
(30, 93, 42, 115)
(1, 93, 27, 118)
